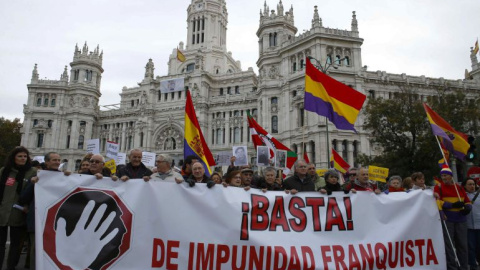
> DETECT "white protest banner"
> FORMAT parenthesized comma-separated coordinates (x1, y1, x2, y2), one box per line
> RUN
(116, 152, 127, 165)
(86, 139, 100, 154)
(36, 171, 446, 270)
(106, 141, 119, 159)
(159, 77, 185, 93)
(141, 151, 156, 167)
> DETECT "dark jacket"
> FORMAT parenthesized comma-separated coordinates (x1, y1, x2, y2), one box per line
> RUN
(283, 173, 315, 192)
(321, 182, 349, 195)
(116, 162, 152, 179)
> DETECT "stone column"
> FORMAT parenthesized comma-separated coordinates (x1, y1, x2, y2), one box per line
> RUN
(347, 140, 354, 167)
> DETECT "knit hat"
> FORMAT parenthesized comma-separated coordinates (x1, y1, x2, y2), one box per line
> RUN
(440, 165, 453, 176)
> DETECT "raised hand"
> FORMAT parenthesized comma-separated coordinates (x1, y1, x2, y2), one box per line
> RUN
(56, 200, 119, 270)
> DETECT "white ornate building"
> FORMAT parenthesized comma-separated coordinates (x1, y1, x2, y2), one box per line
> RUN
(21, 0, 480, 171)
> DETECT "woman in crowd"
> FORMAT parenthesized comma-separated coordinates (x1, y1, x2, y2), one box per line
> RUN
(210, 172, 223, 185)
(463, 178, 480, 270)
(0, 146, 36, 270)
(384, 175, 405, 194)
(223, 171, 250, 191)
(402, 176, 414, 190)
(260, 167, 282, 192)
(77, 159, 90, 173)
(411, 172, 428, 190)
(319, 169, 348, 195)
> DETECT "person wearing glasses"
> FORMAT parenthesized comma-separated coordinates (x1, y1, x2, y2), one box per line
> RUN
(116, 149, 152, 181)
(283, 160, 315, 194)
(80, 154, 117, 180)
(148, 154, 183, 183)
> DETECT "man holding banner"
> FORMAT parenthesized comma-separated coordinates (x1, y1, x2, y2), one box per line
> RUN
(344, 167, 381, 194)
(116, 149, 152, 181)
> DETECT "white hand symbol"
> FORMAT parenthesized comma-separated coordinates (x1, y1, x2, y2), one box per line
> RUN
(56, 200, 119, 270)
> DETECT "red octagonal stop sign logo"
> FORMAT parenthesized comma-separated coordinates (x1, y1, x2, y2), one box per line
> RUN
(43, 187, 133, 270)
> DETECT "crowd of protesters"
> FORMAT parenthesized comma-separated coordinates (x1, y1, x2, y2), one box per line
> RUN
(1, 146, 479, 269)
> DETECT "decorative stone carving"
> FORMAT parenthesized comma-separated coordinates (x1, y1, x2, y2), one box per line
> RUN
(271, 104, 278, 113)
(155, 126, 183, 151)
(268, 65, 279, 79)
(81, 96, 90, 107)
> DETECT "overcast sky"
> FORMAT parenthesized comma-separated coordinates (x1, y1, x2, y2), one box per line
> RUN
(1, 0, 479, 121)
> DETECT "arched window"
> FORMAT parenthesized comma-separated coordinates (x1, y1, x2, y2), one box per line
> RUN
(36, 98, 42, 107)
(50, 98, 56, 106)
(186, 63, 195, 73)
(234, 110, 240, 117)
(335, 55, 341, 65)
(368, 90, 376, 99)
(164, 137, 176, 150)
(269, 33, 273, 47)
(85, 70, 93, 81)
(44, 98, 49, 106)
(140, 132, 144, 147)
(33, 119, 38, 126)
(73, 70, 79, 80)
(326, 55, 332, 64)
(80, 121, 86, 126)
(235, 86, 240, 94)
(78, 135, 84, 149)
(273, 32, 277, 46)
(292, 62, 297, 72)
(48, 120, 53, 128)
(299, 59, 304, 69)
(220, 88, 224, 95)
(272, 116, 278, 134)
(271, 97, 278, 104)
(344, 56, 350, 66)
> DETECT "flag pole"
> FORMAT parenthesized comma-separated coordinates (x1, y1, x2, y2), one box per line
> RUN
(326, 117, 330, 168)
(434, 135, 462, 200)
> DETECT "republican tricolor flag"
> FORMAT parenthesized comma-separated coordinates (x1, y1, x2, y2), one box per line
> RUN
(247, 113, 297, 172)
(184, 90, 215, 176)
(304, 57, 366, 132)
(423, 103, 469, 160)
(330, 148, 350, 174)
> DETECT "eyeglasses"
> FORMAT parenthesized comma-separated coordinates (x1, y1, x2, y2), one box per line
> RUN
(89, 159, 103, 164)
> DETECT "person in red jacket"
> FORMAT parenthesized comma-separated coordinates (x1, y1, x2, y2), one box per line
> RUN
(343, 167, 381, 194)
(434, 165, 472, 270)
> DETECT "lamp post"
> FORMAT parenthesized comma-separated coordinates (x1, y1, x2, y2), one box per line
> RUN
(305, 55, 347, 168)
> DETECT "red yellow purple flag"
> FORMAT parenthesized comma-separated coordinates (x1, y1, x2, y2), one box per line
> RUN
(304, 57, 366, 132)
(330, 148, 350, 174)
(184, 90, 215, 176)
(423, 103, 469, 160)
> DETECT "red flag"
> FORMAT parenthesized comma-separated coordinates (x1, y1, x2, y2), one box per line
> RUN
(247, 113, 297, 172)
(330, 148, 350, 174)
(303, 152, 310, 163)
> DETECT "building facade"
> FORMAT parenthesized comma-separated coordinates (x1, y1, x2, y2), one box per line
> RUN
(21, 0, 480, 171)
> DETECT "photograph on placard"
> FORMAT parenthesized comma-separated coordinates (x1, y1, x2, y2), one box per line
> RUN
(233, 146, 248, 166)
(214, 151, 231, 166)
(257, 146, 270, 167)
(275, 150, 287, 169)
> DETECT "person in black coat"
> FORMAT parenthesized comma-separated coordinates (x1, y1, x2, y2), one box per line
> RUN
(283, 160, 315, 194)
(319, 169, 349, 195)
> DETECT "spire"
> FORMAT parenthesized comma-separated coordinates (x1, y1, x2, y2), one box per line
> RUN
(289, 5, 294, 20)
(351, 11, 358, 32)
(263, 1, 269, 16)
(31, 63, 39, 83)
(312, 5, 322, 28)
(82, 42, 88, 55)
(61, 65, 69, 81)
(277, 0, 284, 16)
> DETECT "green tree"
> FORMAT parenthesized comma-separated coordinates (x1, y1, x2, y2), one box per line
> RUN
(0, 117, 22, 166)
(362, 87, 480, 181)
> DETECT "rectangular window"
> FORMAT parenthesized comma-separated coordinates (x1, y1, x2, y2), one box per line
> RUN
(37, 134, 44, 148)
(66, 135, 70, 149)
